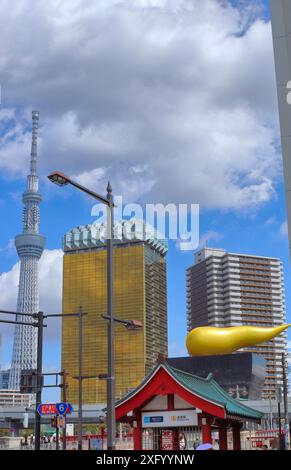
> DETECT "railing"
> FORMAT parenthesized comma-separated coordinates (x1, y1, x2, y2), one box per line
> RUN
(251, 429, 279, 448)
(1, 434, 134, 451)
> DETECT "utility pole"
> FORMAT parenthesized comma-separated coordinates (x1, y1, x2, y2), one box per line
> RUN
(47, 174, 141, 451)
(78, 306, 83, 451)
(269, 394, 273, 429)
(35, 311, 44, 451)
(282, 353, 290, 449)
(106, 182, 115, 451)
(43, 309, 87, 451)
(276, 385, 285, 450)
(56, 417, 59, 451)
(62, 369, 67, 451)
(278, 399, 282, 448)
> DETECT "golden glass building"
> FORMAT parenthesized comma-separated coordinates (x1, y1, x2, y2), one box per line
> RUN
(62, 220, 168, 404)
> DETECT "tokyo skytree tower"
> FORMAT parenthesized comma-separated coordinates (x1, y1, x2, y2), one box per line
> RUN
(9, 111, 45, 390)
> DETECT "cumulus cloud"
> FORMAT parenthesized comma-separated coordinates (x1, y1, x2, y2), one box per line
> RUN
(0, 249, 63, 342)
(0, 238, 14, 254)
(280, 221, 288, 237)
(0, 0, 281, 208)
(199, 230, 223, 248)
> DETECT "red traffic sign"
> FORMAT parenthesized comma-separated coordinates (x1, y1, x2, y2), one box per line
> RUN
(37, 404, 57, 416)
(38, 402, 73, 416)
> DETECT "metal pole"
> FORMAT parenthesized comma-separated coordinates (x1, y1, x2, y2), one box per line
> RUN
(106, 182, 115, 451)
(248, 422, 252, 450)
(78, 306, 83, 451)
(278, 401, 284, 450)
(269, 395, 273, 429)
(62, 369, 67, 451)
(282, 353, 290, 449)
(56, 418, 59, 451)
(35, 311, 44, 450)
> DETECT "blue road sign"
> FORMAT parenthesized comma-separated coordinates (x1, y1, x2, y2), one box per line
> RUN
(56, 402, 67, 415)
(55, 402, 73, 415)
(66, 403, 73, 415)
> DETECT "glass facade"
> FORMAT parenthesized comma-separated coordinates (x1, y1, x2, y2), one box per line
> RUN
(0, 369, 10, 389)
(62, 241, 167, 404)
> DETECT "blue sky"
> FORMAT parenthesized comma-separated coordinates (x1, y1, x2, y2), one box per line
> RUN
(0, 0, 290, 401)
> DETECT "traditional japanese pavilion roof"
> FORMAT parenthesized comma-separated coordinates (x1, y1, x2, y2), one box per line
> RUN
(165, 363, 263, 420)
(116, 362, 263, 421)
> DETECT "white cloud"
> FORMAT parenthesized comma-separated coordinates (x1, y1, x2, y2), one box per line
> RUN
(264, 216, 276, 226)
(0, 249, 63, 342)
(0, 238, 15, 254)
(199, 230, 223, 248)
(0, 0, 281, 209)
(280, 221, 288, 238)
(175, 228, 222, 251)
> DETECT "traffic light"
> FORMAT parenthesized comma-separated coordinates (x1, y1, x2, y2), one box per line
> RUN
(20, 369, 37, 393)
(20, 369, 44, 393)
(51, 416, 57, 428)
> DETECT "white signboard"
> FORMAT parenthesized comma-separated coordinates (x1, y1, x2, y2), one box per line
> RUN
(66, 423, 74, 436)
(142, 409, 198, 428)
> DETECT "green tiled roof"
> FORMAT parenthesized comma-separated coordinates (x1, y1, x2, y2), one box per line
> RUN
(116, 362, 263, 421)
(164, 362, 263, 420)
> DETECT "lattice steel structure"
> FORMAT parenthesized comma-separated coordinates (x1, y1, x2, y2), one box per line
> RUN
(8, 111, 45, 390)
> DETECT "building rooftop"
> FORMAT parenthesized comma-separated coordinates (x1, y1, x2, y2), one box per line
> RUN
(193, 247, 281, 266)
(63, 219, 168, 255)
(165, 363, 263, 420)
(116, 361, 263, 421)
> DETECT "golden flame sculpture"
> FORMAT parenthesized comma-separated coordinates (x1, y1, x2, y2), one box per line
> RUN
(186, 324, 291, 356)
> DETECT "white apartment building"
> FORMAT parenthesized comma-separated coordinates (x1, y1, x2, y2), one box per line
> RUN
(0, 390, 34, 408)
(186, 248, 288, 399)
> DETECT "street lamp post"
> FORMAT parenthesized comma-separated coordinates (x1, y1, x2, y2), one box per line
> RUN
(106, 182, 115, 450)
(48, 172, 116, 449)
(78, 306, 83, 451)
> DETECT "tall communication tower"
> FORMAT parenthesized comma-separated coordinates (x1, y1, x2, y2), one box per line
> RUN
(9, 111, 45, 390)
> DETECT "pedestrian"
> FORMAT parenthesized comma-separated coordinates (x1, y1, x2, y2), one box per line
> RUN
(193, 438, 200, 449)
(196, 443, 213, 450)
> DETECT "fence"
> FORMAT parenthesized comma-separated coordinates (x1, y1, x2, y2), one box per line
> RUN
(62, 433, 134, 450)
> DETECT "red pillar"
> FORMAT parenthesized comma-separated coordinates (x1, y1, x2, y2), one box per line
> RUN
(232, 423, 241, 450)
(201, 418, 212, 444)
(218, 425, 228, 450)
(133, 412, 142, 450)
(167, 393, 175, 411)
